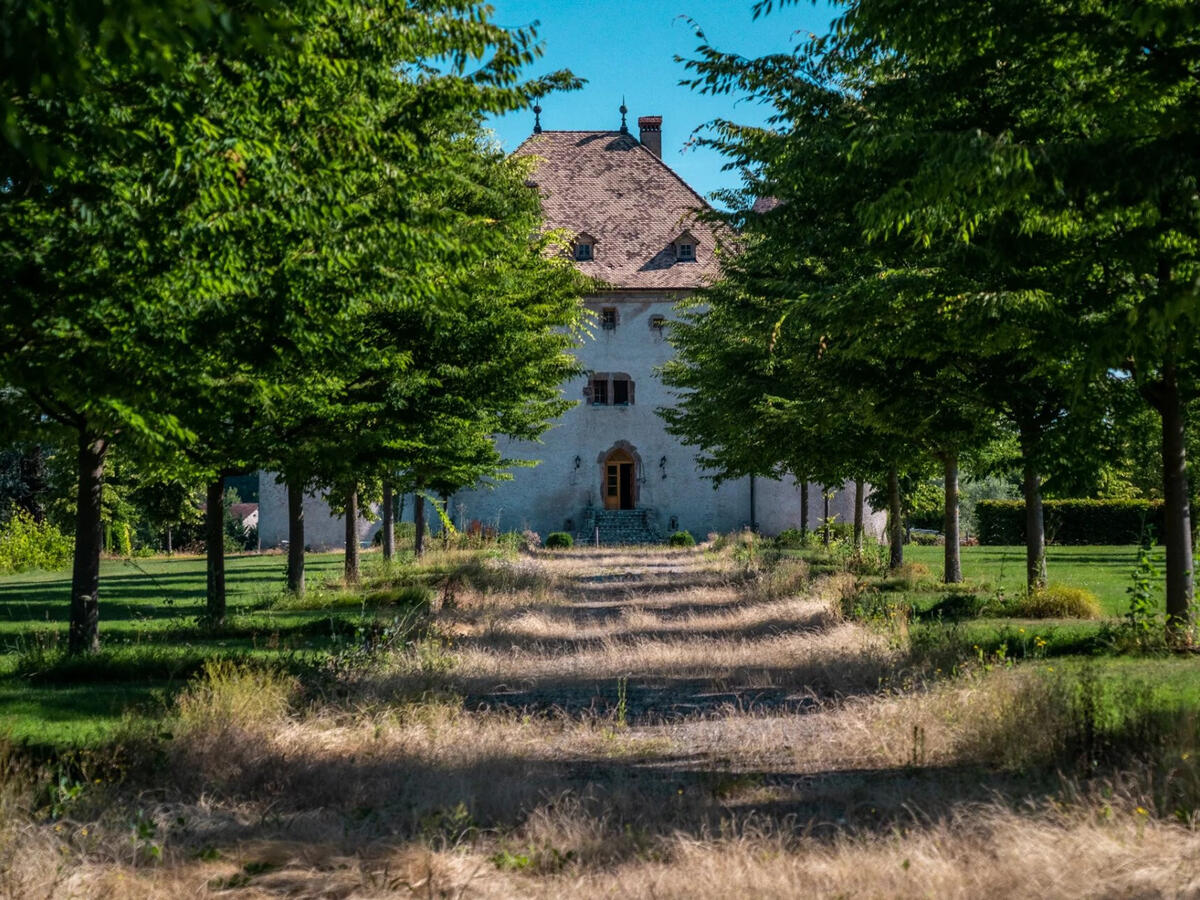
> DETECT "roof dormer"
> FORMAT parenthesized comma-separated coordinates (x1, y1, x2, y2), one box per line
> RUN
(672, 230, 699, 262)
(573, 231, 598, 262)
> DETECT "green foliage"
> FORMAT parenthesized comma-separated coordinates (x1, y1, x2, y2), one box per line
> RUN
(1005, 585, 1102, 620)
(668, 531, 696, 547)
(544, 532, 573, 550)
(1126, 544, 1164, 639)
(909, 531, 943, 547)
(977, 500, 1172, 546)
(905, 481, 945, 531)
(773, 528, 809, 549)
(0, 507, 72, 575)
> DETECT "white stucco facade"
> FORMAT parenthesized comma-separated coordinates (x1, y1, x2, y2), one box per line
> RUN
(453, 291, 879, 540)
(255, 292, 884, 548)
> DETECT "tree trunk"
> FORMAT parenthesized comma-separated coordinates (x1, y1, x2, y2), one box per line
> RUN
(381, 481, 395, 562)
(166, 525, 173, 555)
(887, 464, 903, 570)
(414, 493, 426, 557)
(800, 480, 809, 538)
(749, 475, 757, 532)
(853, 477, 865, 554)
(205, 477, 227, 625)
(286, 478, 305, 595)
(823, 490, 831, 548)
(943, 454, 962, 584)
(1160, 361, 1195, 638)
(1021, 447, 1047, 592)
(68, 434, 106, 654)
(344, 487, 360, 584)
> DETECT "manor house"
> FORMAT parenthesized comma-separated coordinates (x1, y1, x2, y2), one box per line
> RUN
(259, 111, 877, 546)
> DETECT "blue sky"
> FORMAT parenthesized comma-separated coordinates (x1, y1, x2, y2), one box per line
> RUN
(485, 0, 835, 203)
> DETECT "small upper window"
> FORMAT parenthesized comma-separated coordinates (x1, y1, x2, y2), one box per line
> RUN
(672, 229, 699, 262)
(600, 307, 618, 330)
(650, 315, 666, 330)
(573, 232, 597, 262)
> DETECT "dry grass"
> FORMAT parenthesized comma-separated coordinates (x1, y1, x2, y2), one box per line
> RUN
(2, 545, 1198, 897)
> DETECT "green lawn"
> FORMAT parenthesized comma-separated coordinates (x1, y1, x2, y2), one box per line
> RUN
(903, 544, 1164, 617)
(0, 550, 416, 748)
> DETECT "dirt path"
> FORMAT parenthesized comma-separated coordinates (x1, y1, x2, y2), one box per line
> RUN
(13, 546, 1200, 898)
(440, 547, 894, 750)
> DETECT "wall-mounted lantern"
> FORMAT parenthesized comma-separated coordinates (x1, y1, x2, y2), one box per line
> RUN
(659, 456, 667, 479)
(574, 455, 582, 470)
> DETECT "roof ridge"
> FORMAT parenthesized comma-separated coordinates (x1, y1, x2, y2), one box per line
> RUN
(514, 131, 714, 215)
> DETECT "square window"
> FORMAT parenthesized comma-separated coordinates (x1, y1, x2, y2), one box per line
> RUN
(677, 243, 694, 260)
(575, 243, 593, 261)
(591, 378, 609, 405)
(650, 315, 666, 331)
(600, 307, 617, 329)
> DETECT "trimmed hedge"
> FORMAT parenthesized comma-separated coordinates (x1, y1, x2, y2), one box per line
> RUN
(668, 530, 696, 547)
(544, 532, 573, 549)
(975, 499, 1174, 545)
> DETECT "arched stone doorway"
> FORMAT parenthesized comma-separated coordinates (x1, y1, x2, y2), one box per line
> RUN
(600, 445, 638, 510)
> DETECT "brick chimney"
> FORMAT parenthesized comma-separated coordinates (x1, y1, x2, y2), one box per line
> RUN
(638, 116, 662, 158)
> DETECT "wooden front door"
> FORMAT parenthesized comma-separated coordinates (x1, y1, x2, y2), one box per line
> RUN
(603, 449, 635, 510)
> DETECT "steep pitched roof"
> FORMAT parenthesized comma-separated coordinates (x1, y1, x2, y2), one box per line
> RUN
(514, 130, 723, 290)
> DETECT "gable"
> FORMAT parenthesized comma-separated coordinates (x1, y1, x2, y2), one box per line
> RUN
(515, 131, 725, 290)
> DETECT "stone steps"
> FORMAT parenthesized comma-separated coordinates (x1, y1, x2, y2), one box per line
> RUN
(576, 508, 662, 545)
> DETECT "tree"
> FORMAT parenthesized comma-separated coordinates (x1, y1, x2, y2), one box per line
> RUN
(1, 1, 579, 647)
(670, 41, 998, 582)
(808, 0, 1200, 629)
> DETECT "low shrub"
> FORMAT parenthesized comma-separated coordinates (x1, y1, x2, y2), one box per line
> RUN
(749, 557, 812, 602)
(774, 528, 810, 549)
(1006, 584, 1102, 619)
(520, 529, 542, 551)
(668, 530, 695, 547)
(544, 532, 573, 549)
(919, 590, 990, 622)
(884, 561, 933, 592)
(908, 531, 943, 546)
(0, 507, 72, 575)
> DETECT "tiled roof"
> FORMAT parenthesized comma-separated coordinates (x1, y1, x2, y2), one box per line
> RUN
(751, 196, 782, 214)
(514, 131, 724, 291)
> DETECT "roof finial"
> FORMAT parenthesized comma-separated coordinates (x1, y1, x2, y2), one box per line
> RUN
(532, 102, 543, 134)
(619, 97, 628, 134)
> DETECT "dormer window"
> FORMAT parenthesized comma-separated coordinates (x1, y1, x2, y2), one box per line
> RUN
(573, 232, 597, 262)
(672, 230, 699, 262)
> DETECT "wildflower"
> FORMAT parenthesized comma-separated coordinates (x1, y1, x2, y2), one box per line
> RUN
(1136, 807, 1149, 816)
